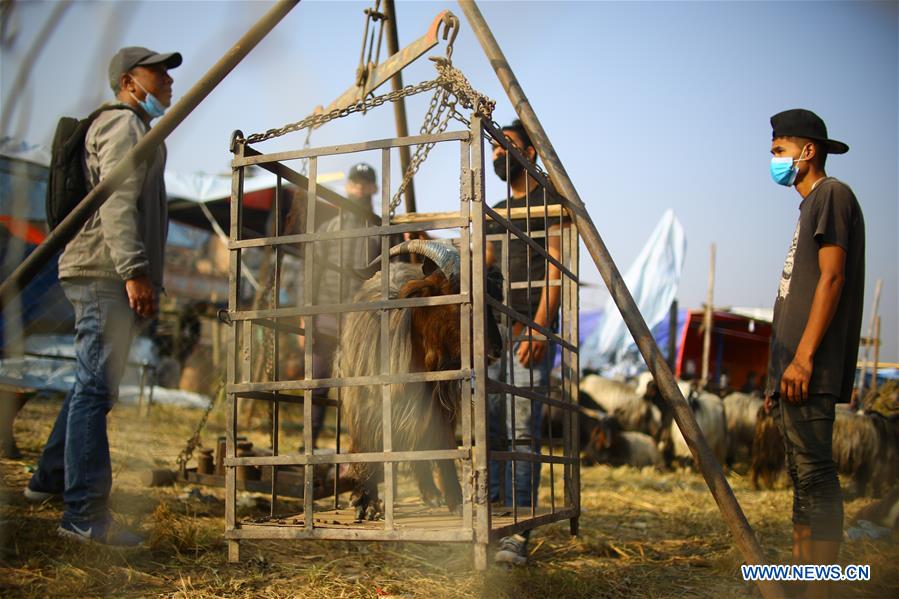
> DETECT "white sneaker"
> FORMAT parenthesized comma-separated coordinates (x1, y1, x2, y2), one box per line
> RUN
(24, 485, 61, 503)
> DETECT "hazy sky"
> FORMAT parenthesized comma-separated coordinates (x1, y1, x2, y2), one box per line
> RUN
(2, 0, 897, 360)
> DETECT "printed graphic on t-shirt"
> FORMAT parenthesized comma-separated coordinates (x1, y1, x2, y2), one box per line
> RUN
(778, 220, 800, 299)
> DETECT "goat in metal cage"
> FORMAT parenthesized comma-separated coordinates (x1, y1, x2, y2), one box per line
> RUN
(338, 240, 504, 520)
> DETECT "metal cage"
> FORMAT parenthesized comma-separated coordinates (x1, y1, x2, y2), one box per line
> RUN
(223, 115, 580, 568)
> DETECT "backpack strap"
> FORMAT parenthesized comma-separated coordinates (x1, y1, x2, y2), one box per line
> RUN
(89, 103, 148, 132)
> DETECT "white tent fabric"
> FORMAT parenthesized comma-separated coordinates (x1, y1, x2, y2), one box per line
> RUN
(166, 170, 344, 202)
(581, 209, 686, 376)
(165, 170, 277, 202)
(0, 137, 51, 166)
(728, 306, 773, 323)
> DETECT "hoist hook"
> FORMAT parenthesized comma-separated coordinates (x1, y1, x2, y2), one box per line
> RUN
(436, 11, 459, 60)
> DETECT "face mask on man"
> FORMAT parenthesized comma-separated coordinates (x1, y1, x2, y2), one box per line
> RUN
(770, 145, 810, 186)
(493, 155, 525, 182)
(130, 78, 166, 119)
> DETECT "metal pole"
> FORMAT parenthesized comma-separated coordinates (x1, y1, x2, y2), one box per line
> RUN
(700, 243, 716, 389)
(383, 0, 417, 213)
(0, 0, 301, 312)
(457, 3, 783, 597)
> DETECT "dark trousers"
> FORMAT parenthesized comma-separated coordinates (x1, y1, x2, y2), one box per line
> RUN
(772, 392, 844, 541)
(309, 315, 337, 447)
(309, 344, 331, 447)
(30, 278, 137, 524)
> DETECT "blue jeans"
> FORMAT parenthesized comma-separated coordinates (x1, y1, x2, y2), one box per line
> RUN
(30, 278, 137, 524)
(487, 341, 555, 509)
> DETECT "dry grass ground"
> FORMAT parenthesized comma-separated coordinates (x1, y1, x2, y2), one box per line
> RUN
(1, 396, 896, 598)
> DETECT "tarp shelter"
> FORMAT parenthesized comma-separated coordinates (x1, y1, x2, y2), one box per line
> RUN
(166, 168, 347, 236)
(0, 137, 300, 237)
(580, 209, 686, 376)
(166, 170, 284, 235)
(0, 151, 73, 348)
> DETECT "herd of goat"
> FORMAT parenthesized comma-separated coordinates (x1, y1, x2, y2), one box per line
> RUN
(572, 373, 899, 498)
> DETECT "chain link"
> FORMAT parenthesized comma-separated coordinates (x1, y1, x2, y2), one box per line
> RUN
(238, 58, 495, 216)
(176, 380, 225, 472)
(241, 77, 444, 145)
(389, 57, 493, 215)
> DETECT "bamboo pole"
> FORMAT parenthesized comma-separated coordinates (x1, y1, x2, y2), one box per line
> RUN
(872, 316, 881, 394)
(857, 278, 882, 398)
(0, 0, 301, 311)
(700, 243, 716, 389)
(457, 3, 783, 597)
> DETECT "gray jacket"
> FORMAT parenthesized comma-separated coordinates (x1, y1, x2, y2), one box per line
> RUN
(57, 105, 168, 290)
(310, 207, 379, 338)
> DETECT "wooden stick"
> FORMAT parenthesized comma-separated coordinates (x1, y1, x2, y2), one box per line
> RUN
(700, 243, 716, 388)
(857, 278, 882, 397)
(872, 316, 881, 394)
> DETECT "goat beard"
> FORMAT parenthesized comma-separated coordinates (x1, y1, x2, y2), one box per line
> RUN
(433, 379, 460, 422)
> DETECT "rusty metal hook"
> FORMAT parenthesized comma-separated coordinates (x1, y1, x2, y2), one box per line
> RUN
(437, 11, 459, 60)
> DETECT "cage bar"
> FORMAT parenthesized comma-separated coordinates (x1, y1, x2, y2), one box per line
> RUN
(224, 116, 580, 568)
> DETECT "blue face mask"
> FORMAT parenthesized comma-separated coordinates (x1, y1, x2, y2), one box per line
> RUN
(769, 146, 809, 187)
(130, 79, 166, 119)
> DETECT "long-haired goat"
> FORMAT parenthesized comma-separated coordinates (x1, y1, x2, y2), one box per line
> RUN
(749, 405, 785, 489)
(338, 241, 503, 520)
(750, 404, 899, 497)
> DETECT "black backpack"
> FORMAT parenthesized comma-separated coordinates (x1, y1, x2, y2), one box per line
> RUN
(45, 105, 143, 230)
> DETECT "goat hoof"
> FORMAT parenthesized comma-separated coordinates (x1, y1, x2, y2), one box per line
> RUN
(365, 500, 384, 521)
(421, 493, 445, 508)
(354, 505, 367, 522)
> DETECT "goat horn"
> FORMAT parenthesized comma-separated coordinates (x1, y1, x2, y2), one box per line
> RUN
(355, 239, 461, 281)
(388, 240, 460, 279)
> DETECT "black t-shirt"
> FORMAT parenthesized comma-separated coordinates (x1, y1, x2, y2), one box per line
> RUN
(487, 190, 563, 317)
(766, 177, 866, 401)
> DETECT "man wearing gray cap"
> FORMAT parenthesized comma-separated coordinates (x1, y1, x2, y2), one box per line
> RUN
(25, 47, 181, 546)
(305, 163, 380, 446)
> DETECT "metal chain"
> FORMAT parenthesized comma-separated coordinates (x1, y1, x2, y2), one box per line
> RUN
(390, 57, 494, 215)
(239, 59, 494, 217)
(240, 78, 443, 145)
(176, 380, 225, 472)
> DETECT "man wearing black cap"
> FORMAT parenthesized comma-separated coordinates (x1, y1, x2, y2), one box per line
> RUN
(306, 163, 380, 446)
(765, 108, 865, 586)
(24, 47, 181, 546)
